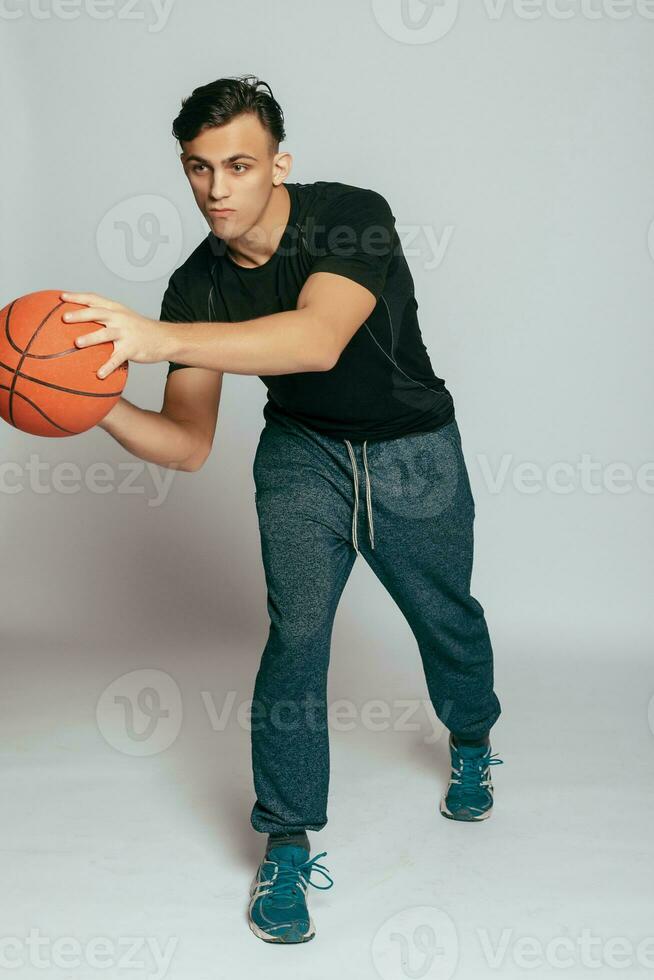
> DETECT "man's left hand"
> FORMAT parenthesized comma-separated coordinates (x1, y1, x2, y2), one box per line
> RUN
(60, 291, 169, 378)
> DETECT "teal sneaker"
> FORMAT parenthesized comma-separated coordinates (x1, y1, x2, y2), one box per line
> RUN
(247, 844, 334, 943)
(439, 733, 504, 821)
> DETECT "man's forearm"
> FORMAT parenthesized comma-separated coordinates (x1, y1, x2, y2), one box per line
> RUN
(97, 397, 207, 471)
(159, 307, 334, 375)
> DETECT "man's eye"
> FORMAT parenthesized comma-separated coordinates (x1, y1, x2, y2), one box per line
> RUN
(190, 163, 247, 174)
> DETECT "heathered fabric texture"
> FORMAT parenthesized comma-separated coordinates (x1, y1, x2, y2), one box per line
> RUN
(249, 412, 501, 835)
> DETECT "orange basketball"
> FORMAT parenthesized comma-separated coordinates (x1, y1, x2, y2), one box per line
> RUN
(0, 289, 128, 437)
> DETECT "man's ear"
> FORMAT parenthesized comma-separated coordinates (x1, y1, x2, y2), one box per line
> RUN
(273, 151, 293, 184)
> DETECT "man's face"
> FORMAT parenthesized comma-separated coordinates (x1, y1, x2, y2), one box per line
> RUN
(179, 113, 290, 241)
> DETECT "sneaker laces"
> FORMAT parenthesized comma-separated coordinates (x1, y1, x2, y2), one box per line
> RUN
(264, 851, 334, 903)
(452, 749, 504, 796)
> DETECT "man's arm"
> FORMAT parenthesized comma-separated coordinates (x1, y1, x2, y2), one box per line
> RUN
(159, 271, 378, 375)
(97, 398, 205, 471)
(63, 188, 393, 379)
(97, 367, 223, 472)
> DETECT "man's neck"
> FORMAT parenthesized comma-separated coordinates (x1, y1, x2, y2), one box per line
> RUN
(225, 182, 291, 269)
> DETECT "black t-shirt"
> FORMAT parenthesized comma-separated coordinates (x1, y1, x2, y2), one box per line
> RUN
(159, 180, 455, 442)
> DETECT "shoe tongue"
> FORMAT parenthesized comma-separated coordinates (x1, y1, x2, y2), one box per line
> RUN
(267, 844, 309, 865)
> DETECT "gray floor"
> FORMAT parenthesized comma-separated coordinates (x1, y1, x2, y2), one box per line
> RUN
(2, 622, 652, 980)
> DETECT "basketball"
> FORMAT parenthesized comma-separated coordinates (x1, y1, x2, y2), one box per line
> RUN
(0, 289, 128, 437)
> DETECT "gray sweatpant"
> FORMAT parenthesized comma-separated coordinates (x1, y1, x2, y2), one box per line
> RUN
(249, 410, 502, 835)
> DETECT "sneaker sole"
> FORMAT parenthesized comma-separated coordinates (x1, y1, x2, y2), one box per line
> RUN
(247, 873, 316, 944)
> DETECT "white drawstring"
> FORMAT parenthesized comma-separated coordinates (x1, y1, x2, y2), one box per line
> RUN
(343, 439, 375, 554)
(362, 441, 375, 549)
(344, 440, 360, 553)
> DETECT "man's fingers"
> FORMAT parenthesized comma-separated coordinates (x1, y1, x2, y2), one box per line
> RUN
(97, 356, 126, 379)
(61, 291, 120, 311)
(74, 327, 114, 348)
(64, 306, 112, 326)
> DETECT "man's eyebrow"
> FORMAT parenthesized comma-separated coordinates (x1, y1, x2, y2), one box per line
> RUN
(184, 153, 258, 166)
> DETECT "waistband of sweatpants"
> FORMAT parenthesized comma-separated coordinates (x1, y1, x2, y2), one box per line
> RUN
(260, 409, 459, 558)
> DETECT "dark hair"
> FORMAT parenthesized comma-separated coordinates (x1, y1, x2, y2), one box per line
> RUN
(172, 74, 286, 154)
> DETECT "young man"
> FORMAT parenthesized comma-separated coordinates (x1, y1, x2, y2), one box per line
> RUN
(62, 75, 503, 945)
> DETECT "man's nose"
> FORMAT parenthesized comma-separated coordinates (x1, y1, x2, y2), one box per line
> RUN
(209, 175, 230, 201)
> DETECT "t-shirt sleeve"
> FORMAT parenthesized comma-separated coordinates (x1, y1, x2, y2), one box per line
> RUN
(158, 273, 196, 375)
(307, 188, 396, 300)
